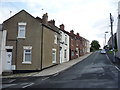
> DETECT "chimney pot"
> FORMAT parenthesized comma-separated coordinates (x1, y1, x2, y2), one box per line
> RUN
(70, 30, 74, 34)
(48, 19, 55, 25)
(77, 33, 79, 36)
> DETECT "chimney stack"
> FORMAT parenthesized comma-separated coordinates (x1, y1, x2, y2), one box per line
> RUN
(42, 13, 48, 25)
(70, 30, 74, 34)
(59, 24, 64, 30)
(76, 33, 79, 36)
(48, 19, 55, 25)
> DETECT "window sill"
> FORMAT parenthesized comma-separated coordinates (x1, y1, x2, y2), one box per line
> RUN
(22, 62, 32, 64)
(17, 37, 26, 39)
(52, 61, 56, 64)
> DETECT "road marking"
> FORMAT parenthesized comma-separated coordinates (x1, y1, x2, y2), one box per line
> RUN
(42, 77, 49, 81)
(22, 83, 34, 88)
(53, 73, 59, 77)
(106, 55, 113, 65)
(9, 79, 16, 83)
(115, 66, 120, 72)
(2, 84, 17, 88)
(106, 54, 120, 72)
(20, 83, 28, 85)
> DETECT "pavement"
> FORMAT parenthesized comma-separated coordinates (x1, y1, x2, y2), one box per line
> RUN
(2, 52, 92, 78)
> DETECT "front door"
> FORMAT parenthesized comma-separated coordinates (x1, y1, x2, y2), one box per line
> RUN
(6, 49, 12, 71)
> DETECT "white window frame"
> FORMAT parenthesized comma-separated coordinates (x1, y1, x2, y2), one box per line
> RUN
(17, 22, 26, 38)
(52, 48, 56, 64)
(22, 46, 32, 64)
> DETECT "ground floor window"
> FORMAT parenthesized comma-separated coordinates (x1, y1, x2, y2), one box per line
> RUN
(23, 46, 32, 64)
(64, 49, 67, 58)
(52, 48, 56, 63)
(71, 50, 74, 56)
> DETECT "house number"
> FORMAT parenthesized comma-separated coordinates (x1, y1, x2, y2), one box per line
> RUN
(8, 54, 11, 57)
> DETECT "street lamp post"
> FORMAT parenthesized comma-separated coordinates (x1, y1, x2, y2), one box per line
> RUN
(110, 13, 115, 62)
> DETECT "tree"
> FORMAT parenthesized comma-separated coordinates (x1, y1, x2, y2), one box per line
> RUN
(90, 40, 100, 52)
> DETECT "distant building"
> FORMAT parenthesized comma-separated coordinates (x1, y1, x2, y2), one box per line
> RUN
(69, 30, 90, 60)
(69, 30, 78, 60)
(107, 33, 117, 50)
(116, 1, 120, 59)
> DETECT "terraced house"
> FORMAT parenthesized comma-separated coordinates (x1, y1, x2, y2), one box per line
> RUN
(0, 24, 7, 74)
(2, 10, 60, 73)
(69, 30, 90, 60)
(59, 24, 69, 63)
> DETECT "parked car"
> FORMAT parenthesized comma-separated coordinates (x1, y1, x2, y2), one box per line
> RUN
(100, 49, 106, 54)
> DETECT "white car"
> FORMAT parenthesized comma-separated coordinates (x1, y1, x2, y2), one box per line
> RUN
(101, 49, 106, 54)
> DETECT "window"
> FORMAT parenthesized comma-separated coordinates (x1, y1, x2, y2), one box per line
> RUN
(18, 22, 26, 38)
(64, 49, 67, 58)
(65, 35, 67, 45)
(54, 33, 57, 44)
(72, 50, 74, 56)
(52, 49, 56, 63)
(23, 46, 32, 64)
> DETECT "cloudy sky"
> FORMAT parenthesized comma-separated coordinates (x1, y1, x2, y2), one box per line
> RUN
(0, 0, 119, 48)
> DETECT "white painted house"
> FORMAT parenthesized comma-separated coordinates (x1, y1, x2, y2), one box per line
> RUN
(116, 1, 120, 59)
(86, 40, 90, 53)
(0, 24, 7, 75)
(59, 24, 69, 63)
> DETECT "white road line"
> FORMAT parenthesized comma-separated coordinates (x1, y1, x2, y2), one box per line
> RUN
(9, 79, 16, 83)
(42, 77, 49, 81)
(22, 83, 34, 88)
(106, 55, 113, 65)
(106, 54, 120, 72)
(20, 83, 28, 85)
(115, 66, 120, 72)
(2, 84, 17, 88)
(53, 73, 59, 77)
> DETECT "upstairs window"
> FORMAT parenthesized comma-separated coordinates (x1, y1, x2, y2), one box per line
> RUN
(54, 33, 57, 44)
(65, 35, 67, 45)
(18, 22, 26, 38)
(52, 48, 56, 63)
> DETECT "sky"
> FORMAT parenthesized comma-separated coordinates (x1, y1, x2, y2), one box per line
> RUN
(0, 0, 119, 48)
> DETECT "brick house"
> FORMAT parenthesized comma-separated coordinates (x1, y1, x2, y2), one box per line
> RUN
(69, 30, 78, 60)
(69, 30, 90, 60)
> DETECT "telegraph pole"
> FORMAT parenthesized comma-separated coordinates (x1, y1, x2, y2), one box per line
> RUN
(110, 13, 115, 62)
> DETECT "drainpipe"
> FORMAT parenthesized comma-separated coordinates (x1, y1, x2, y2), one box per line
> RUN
(15, 39, 18, 72)
(40, 24, 43, 70)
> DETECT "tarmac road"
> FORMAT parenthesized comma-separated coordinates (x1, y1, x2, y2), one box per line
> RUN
(2, 51, 120, 89)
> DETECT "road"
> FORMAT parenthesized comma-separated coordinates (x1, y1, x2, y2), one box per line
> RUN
(2, 51, 120, 88)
